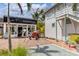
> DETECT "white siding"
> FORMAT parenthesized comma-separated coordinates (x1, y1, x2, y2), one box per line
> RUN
(57, 20, 62, 40)
(45, 16, 56, 38)
(45, 3, 79, 40)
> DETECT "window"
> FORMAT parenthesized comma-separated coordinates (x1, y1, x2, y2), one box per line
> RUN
(31, 26, 35, 32)
(10, 26, 15, 34)
(66, 18, 71, 24)
(10, 25, 16, 34)
(52, 23, 55, 27)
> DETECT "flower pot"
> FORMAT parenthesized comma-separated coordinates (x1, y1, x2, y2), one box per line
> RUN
(69, 44, 76, 48)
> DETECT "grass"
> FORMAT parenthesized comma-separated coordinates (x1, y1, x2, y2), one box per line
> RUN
(0, 47, 29, 56)
(0, 49, 9, 56)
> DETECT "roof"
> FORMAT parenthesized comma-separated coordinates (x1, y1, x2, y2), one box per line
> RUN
(3, 16, 37, 24)
(45, 3, 62, 14)
(57, 14, 79, 22)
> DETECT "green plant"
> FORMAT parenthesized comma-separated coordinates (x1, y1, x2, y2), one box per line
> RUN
(11, 47, 29, 56)
(68, 40, 77, 45)
(0, 49, 9, 56)
(0, 47, 29, 56)
(75, 37, 79, 44)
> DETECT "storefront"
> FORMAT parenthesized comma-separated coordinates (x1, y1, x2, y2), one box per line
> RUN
(0, 16, 37, 38)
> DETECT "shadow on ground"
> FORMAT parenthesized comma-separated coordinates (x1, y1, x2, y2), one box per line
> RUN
(30, 46, 60, 56)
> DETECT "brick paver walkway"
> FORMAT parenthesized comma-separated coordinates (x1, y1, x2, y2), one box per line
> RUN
(0, 38, 78, 56)
(0, 38, 52, 49)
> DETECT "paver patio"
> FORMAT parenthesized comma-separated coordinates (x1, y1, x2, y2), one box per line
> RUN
(0, 38, 79, 56)
(0, 38, 52, 49)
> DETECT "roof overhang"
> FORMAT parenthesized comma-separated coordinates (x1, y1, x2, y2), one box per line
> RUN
(56, 14, 79, 23)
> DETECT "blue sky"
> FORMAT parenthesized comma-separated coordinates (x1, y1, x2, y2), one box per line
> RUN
(0, 3, 55, 19)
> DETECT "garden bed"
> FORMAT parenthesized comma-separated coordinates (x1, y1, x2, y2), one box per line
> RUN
(47, 39, 77, 52)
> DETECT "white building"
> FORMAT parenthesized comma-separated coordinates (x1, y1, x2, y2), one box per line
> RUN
(45, 3, 79, 41)
(0, 16, 36, 38)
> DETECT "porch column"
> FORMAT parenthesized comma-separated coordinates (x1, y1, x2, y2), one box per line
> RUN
(26, 25, 28, 37)
(34, 25, 36, 31)
(64, 15, 67, 41)
(3, 23, 6, 36)
(56, 20, 58, 41)
(31, 25, 32, 32)
(16, 24, 18, 37)
(64, 3, 67, 42)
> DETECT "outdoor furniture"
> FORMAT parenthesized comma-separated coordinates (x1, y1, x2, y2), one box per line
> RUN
(32, 31, 39, 38)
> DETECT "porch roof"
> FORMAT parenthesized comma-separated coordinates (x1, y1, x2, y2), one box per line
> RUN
(56, 14, 79, 22)
(3, 16, 37, 24)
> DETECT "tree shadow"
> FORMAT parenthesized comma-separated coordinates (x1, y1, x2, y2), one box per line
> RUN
(30, 46, 60, 56)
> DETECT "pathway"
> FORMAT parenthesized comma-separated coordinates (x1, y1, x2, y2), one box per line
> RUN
(29, 45, 78, 56)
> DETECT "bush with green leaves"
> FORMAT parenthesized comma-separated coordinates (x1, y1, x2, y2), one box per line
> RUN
(11, 47, 29, 56)
(68, 40, 77, 45)
(75, 37, 79, 44)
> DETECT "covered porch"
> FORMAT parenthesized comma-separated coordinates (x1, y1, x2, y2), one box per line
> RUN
(56, 14, 79, 41)
(0, 22, 36, 38)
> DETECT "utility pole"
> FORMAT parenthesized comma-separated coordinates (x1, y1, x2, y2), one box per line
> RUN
(7, 3, 12, 53)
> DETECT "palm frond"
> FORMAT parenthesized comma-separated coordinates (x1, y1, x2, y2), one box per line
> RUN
(17, 3, 23, 14)
(41, 15, 45, 21)
(32, 14, 35, 20)
(39, 9, 44, 15)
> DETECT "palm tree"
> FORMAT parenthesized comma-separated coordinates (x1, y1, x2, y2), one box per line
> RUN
(7, 3, 31, 53)
(32, 9, 45, 37)
(32, 9, 45, 21)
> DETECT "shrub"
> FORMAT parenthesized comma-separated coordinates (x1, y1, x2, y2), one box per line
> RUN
(75, 37, 79, 44)
(68, 40, 76, 45)
(0, 47, 29, 56)
(11, 47, 29, 56)
(68, 33, 79, 43)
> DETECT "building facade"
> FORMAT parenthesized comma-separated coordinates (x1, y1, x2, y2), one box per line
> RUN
(0, 16, 37, 38)
(45, 3, 79, 41)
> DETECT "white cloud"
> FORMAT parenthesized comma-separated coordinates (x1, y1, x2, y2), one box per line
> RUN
(0, 3, 53, 18)
(40, 4, 47, 9)
(32, 3, 47, 10)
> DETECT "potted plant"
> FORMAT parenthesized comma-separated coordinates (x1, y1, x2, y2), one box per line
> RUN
(75, 37, 79, 52)
(68, 40, 76, 48)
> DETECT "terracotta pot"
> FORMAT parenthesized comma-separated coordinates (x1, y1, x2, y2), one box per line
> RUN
(69, 44, 76, 48)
